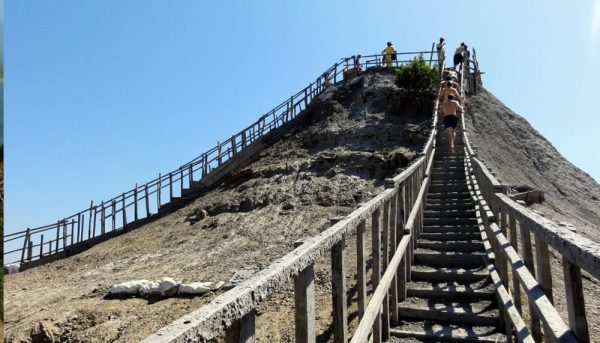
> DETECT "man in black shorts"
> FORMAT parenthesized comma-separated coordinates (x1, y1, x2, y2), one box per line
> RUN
(439, 94, 463, 151)
(453, 43, 467, 71)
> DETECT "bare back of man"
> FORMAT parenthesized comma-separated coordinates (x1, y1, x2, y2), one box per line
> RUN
(440, 96, 463, 151)
(439, 86, 462, 102)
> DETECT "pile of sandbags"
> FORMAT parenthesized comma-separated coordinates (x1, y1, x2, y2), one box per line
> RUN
(108, 277, 223, 298)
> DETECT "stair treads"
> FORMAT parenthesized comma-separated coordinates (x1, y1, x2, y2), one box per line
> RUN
(424, 210, 476, 218)
(420, 232, 482, 241)
(411, 265, 489, 282)
(390, 321, 506, 343)
(418, 240, 484, 252)
(396, 298, 500, 326)
(414, 250, 485, 268)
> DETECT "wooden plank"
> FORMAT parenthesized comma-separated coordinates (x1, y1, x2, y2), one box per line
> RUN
(122, 193, 127, 227)
(351, 234, 411, 343)
(88, 201, 94, 238)
(519, 222, 541, 342)
(225, 310, 256, 343)
(231, 135, 237, 154)
(70, 219, 74, 246)
(144, 184, 150, 217)
(134, 185, 139, 222)
(371, 208, 382, 343)
(157, 173, 162, 207)
(390, 194, 399, 325)
(508, 215, 522, 313)
(562, 227, 590, 343)
(28, 241, 33, 261)
(382, 201, 390, 340)
(111, 199, 116, 231)
(39, 234, 44, 258)
(331, 238, 348, 343)
(55, 221, 60, 253)
(356, 220, 367, 320)
(21, 228, 30, 263)
(533, 233, 553, 304)
(294, 240, 316, 343)
(169, 173, 173, 202)
(101, 201, 106, 235)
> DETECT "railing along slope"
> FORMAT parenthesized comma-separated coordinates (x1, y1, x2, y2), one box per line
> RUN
(144, 54, 442, 342)
(4, 49, 438, 269)
(461, 55, 599, 343)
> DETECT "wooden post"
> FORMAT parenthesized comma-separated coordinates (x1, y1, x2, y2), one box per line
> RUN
(241, 131, 247, 149)
(304, 88, 309, 107)
(225, 310, 256, 343)
(27, 241, 33, 261)
(63, 220, 68, 249)
(188, 164, 193, 185)
(333, 63, 338, 83)
(134, 184, 139, 222)
(331, 238, 348, 343)
(77, 214, 82, 242)
(562, 228, 590, 343)
(180, 166, 184, 193)
(83, 214, 87, 241)
(390, 194, 399, 325)
(122, 193, 127, 227)
(508, 214, 521, 313)
(371, 208, 382, 343)
(294, 240, 316, 343)
(88, 201, 94, 237)
(70, 219, 75, 246)
(169, 172, 173, 202)
(356, 220, 367, 320)
(218, 142, 223, 165)
(111, 199, 116, 231)
(533, 233, 553, 304)
(157, 173, 162, 208)
(231, 135, 237, 155)
(519, 223, 541, 342)
(40, 234, 44, 257)
(381, 200, 390, 340)
(145, 184, 151, 217)
(55, 221, 60, 253)
(21, 228, 31, 263)
(101, 201, 106, 235)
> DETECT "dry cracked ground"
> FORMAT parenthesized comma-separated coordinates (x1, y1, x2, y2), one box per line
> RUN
(4, 69, 434, 342)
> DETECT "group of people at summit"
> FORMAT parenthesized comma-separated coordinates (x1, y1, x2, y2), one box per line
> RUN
(382, 38, 468, 152)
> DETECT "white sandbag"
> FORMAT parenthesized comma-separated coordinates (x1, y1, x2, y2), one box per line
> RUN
(159, 277, 179, 296)
(139, 281, 161, 296)
(108, 280, 151, 295)
(177, 282, 214, 295)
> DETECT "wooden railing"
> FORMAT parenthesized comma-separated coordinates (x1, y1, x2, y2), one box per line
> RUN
(460, 56, 600, 343)
(4, 48, 439, 268)
(142, 58, 443, 343)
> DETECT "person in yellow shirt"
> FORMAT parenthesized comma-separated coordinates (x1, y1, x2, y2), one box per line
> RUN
(382, 41, 396, 67)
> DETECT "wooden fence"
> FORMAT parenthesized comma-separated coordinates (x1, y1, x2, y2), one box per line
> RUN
(460, 58, 600, 343)
(142, 56, 444, 343)
(4, 48, 441, 268)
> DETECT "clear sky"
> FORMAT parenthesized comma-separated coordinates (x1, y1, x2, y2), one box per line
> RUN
(5, 0, 600, 235)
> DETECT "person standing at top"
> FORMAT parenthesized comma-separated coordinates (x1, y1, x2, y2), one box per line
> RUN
(436, 37, 446, 68)
(382, 41, 396, 68)
(453, 43, 467, 71)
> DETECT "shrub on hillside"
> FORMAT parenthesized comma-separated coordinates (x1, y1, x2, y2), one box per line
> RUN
(394, 55, 439, 93)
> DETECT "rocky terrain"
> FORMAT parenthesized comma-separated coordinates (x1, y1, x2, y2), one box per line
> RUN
(3, 69, 434, 342)
(464, 88, 600, 340)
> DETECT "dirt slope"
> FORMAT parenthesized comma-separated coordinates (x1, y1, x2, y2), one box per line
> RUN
(465, 88, 600, 340)
(3, 69, 433, 342)
(465, 88, 600, 240)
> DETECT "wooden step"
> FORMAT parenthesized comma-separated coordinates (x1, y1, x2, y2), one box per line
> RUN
(420, 232, 482, 241)
(429, 184, 469, 192)
(424, 209, 476, 218)
(414, 250, 485, 268)
(396, 298, 500, 326)
(427, 192, 471, 200)
(406, 279, 495, 301)
(390, 321, 506, 342)
(422, 225, 479, 234)
(423, 217, 477, 226)
(426, 203, 474, 211)
(411, 265, 489, 283)
(426, 198, 473, 205)
(418, 240, 484, 252)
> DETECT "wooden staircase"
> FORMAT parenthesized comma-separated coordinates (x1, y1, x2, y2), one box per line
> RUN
(390, 125, 507, 342)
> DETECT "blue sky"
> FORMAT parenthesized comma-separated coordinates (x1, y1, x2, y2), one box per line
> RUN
(4, 0, 600, 235)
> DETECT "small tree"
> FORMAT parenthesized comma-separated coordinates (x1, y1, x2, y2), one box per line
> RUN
(394, 55, 439, 93)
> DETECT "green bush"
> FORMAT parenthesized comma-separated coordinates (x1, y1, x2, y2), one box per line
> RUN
(394, 55, 439, 93)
